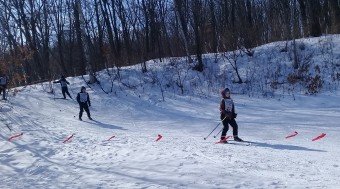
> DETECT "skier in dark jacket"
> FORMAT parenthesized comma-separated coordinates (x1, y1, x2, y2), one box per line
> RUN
(220, 87, 243, 142)
(0, 74, 8, 100)
(53, 75, 72, 99)
(76, 86, 92, 121)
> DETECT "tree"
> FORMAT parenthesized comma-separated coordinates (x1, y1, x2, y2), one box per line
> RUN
(191, 0, 204, 72)
(174, 0, 192, 63)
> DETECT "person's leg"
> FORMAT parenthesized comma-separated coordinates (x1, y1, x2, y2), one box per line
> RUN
(3, 89, 5, 99)
(65, 88, 72, 99)
(84, 105, 91, 119)
(1, 87, 5, 99)
(61, 87, 66, 99)
(230, 119, 243, 141)
(220, 126, 229, 140)
(79, 104, 84, 120)
(229, 119, 238, 137)
(220, 115, 230, 140)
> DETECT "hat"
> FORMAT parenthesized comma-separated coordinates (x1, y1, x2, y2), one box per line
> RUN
(224, 88, 230, 94)
(221, 87, 230, 96)
(81, 86, 86, 91)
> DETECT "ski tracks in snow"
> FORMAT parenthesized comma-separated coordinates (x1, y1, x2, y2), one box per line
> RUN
(2, 86, 340, 188)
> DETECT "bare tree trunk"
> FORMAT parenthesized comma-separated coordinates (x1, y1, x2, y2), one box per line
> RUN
(141, 0, 150, 73)
(74, 0, 95, 83)
(100, 0, 117, 68)
(54, 6, 68, 75)
(308, 0, 322, 37)
(191, 0, 204, 72)
(329, 0, 340, 33)
(116, 0, 129, 65)
(73, 0, 86, 75)
(94, 0, 106, 69)
(41, 0, 51, 78)
(292, 0, 299, 69)
(174, 0, 192, 63)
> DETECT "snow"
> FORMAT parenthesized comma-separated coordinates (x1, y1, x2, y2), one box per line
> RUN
(1, 36, 340, 189)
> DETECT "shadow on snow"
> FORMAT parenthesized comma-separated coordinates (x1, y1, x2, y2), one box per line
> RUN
(250, 141, 326, 152)
(82, 119, 127, 130)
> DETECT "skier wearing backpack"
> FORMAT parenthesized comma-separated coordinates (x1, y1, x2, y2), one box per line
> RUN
(76, 86, 92, 121)
(220, 87, 243, 142)
(53, 75, 72, 99)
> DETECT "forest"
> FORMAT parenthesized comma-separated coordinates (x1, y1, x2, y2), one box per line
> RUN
(0, 0, 339, 87)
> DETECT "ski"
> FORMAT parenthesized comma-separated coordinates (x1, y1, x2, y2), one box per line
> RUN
(217, 140, 252, 146)
(77, 117, 94, 121)
(49, 96, 75, 100)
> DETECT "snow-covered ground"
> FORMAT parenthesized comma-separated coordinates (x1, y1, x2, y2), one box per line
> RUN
(1, 35, 340, 188)
(1, 80, 339, 189)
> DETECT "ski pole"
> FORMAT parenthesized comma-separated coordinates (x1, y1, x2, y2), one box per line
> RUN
(204, 122, 220, 140)
(214, 128, 223, 138)
(204, 116, 228, 140)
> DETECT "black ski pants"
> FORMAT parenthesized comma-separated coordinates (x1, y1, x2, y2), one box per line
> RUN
(79, 102, 91, 119)
(220, 114, 238, 140)
(62, 87, 72, 99)
(0, 85, 6, 99)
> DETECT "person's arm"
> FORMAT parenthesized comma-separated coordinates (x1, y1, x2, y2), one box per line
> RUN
(232, 102, 237, 118)
(220, 99, 225, 114)
(87, 93, 91, 106)
(76, 93, 80, 103)
(53, 79, 61, 84)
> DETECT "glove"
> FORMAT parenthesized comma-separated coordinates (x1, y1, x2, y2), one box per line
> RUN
(88, 103, 91, 107)
(233, 113, 237, 118)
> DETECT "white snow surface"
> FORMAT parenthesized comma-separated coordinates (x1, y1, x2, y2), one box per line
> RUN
(1, 36, 340, 189)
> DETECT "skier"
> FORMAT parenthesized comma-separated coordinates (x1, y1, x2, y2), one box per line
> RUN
(53, 75, 72, 99)
(76, 86, 92, 121)
(0, 74, 8, 100)
(220, 87, 243, 142)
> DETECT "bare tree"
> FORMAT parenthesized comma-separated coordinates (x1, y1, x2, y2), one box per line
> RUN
(0, 0, 339, 88)
(223, 50, 243, 84)
(191, 0, 204, 72)
(174, 0, 192, 63)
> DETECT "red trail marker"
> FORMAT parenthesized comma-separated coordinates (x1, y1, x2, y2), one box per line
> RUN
(63, 134, 74, 143)
(155, 134, 162, 141)
(285, 131, 298, 139)
(107, 135, 115, 141)
(8, 133, 23, 141)
(312, 133, 326, 141)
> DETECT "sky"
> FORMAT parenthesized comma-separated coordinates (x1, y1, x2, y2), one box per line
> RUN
(1, 35, 340, 189)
